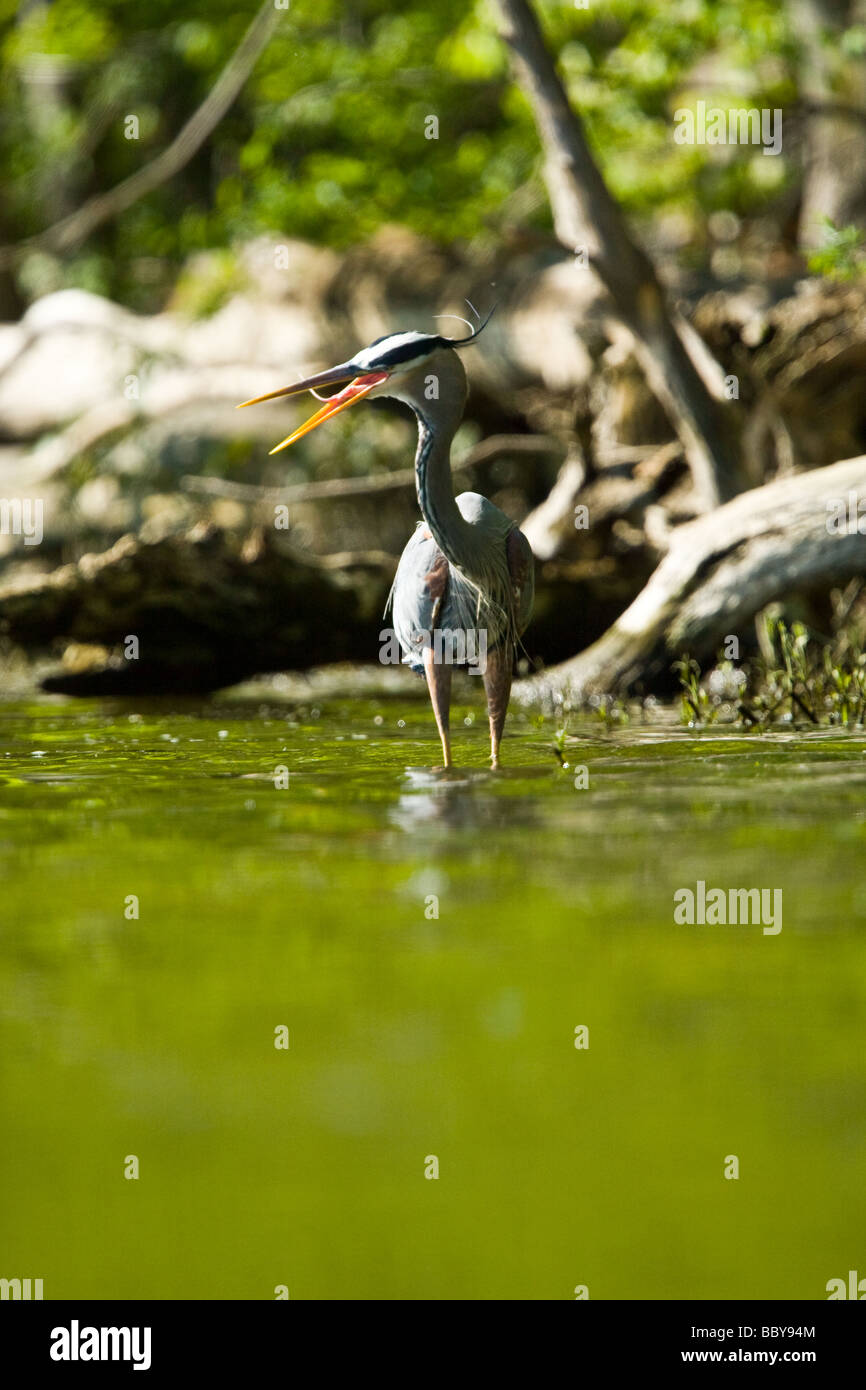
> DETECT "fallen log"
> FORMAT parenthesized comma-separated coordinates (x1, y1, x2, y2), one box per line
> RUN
(522, 455, 866, 701)
(0, 522, 390, 695)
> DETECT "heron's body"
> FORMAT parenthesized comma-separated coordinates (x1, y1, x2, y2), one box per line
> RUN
(389, 486, 533, 768)
(238, 315, 535, 767)
(390, 492, 534, 674)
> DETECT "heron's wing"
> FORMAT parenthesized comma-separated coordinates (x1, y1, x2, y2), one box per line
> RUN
(388, 527, 450, 671)
(507, 526, 535, 638)
(389, 526, 490, 671)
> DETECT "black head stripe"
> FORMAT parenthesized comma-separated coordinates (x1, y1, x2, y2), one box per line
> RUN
(353, 306, 496, 373)
(363, 333, 444, 370)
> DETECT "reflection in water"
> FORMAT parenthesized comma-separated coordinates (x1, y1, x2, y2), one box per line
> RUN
(391, 764, 544, 834)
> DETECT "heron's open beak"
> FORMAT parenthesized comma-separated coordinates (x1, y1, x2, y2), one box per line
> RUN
(237, 363, 389, 455)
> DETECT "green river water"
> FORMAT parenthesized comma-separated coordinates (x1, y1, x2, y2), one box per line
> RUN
(1, 688, 864, 1300)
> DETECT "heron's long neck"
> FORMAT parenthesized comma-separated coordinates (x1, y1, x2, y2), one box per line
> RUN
(414, 407, 478, 577)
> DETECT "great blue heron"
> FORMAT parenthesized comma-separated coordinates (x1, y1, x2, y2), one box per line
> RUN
(238, 313, 534, 767)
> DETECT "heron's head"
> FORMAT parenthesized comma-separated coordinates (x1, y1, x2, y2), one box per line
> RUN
(237, 308, 494, 454)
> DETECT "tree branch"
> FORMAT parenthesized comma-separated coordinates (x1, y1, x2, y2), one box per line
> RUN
(0, 1, 280, 271)
(180, 434, 561, 503)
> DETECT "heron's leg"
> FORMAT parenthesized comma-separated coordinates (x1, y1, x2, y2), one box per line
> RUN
(483, 642, 513, 768)
(423, 644, 453, 768)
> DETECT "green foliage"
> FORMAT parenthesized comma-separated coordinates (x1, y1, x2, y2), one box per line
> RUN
(0, 0, 803, 311)
(741, 617, 866, 727)
(674, 654, 717, 726)
(591, 692, 631, 730)
(676, 617, 866, 729)
(807, 219, 866, 282)
(171, 248, 249, 318)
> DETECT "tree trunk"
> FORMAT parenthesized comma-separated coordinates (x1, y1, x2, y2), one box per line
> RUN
(795, 0, 866, 252)
(491, 0, 744, 508)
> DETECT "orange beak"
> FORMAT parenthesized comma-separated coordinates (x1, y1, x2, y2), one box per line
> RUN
(237, 364, 389, 455)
